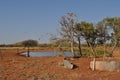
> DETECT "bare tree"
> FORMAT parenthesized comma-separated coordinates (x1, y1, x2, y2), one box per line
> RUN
(60, 13, 77, 57)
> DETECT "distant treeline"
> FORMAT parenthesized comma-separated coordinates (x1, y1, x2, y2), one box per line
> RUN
(0, 41, 119, 47)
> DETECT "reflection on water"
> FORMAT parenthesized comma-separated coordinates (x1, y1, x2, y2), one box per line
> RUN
(21, 52, 72, 57)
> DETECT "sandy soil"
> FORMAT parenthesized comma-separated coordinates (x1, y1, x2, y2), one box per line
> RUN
(0, 49, 120, 80)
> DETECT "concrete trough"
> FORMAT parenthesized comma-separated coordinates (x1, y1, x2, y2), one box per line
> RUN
(90, 61, 120, 71)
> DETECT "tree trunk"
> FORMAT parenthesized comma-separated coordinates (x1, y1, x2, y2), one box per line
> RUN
(87, 41, 96, 71)
(70, 31, 75, 57)
(92, 58, 96, 71)
(111, 41, 117, 55)
(103, 42, 106, 60)
(27, 46, 30, 57)
(86, 41, 90, 47)
(87, 41, 96, 57)
(71, 41, 74, 57)
(78, 37, 82, 56)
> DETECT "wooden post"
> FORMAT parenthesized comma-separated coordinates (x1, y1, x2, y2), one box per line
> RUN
(17, 48, 19, 54)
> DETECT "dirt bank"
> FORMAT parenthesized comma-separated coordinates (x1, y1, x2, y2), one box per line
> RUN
(0, 49, 120, 80)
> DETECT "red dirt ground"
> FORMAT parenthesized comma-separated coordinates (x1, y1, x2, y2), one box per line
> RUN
(0, 49, 120, 80)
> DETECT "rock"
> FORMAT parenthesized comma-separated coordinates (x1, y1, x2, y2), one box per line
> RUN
(28, 76, 38, 80)
(58, 62, 64, 66)
(0, 77, 5, 80)
(0, 66, 5, 73)
(105, 53, 113, 57)
(63, 59, 74, 69)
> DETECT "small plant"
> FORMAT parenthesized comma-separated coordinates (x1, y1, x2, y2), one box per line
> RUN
(57, 54, 65, 57)
(40, 73, 57, 80)
(0, 49, 3, 60)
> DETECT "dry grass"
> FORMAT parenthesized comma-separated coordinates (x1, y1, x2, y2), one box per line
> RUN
(1, 48, 120, 80)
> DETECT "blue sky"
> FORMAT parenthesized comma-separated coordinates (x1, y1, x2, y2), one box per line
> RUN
(0, 0, 120, 44)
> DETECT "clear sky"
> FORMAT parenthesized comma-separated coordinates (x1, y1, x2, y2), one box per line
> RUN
(0, 0, 120, 44)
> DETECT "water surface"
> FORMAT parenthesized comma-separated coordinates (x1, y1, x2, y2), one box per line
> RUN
(21, 52, 72, 57)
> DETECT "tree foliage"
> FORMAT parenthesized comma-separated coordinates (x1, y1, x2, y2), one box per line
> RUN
(59, 13, 120, 58)
(22, 40, 38, 47)
(104, 17, 120, 54)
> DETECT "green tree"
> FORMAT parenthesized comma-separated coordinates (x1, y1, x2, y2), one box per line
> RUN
(79, 21, 98, 71)
(22, 40, 38, 57)
(81, 21, 97, 57)
(96, 20, 112, 59)
(22, 40, 38, 47)
(104, 17, 120, 55)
